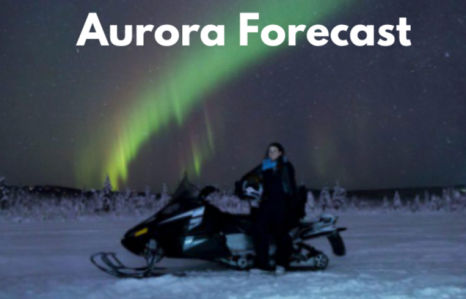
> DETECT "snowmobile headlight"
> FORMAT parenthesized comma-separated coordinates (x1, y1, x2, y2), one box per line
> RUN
(134, 227, 148, 237)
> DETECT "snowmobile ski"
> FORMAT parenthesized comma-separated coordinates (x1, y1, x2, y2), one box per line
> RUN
(90, 252, 186, 278)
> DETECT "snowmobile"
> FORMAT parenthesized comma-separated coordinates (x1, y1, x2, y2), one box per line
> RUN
(91, 177, 347, 278)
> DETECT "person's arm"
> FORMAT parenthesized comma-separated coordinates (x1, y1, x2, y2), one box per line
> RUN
(287, 162, 298, 197)
(286, 161, 305, 224)
(240, 164, 262, 183)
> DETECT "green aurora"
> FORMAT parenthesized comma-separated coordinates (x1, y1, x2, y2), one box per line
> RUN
(77, 0, 354, 189)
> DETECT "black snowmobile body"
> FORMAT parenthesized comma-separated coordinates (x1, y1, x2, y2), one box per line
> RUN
(91, 180, 347, 278)
(123, 199, 235, 260)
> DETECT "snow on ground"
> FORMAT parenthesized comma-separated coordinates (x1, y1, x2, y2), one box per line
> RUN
(0, 213, 465, 299)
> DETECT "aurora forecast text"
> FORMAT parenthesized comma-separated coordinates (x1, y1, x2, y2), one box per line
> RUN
(77, 13, 412, 47)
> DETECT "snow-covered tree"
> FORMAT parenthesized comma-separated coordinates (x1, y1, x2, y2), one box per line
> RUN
(0, 177, 9, 210)
(348, 196, 359, 211)
(158, 183, 170, 209)
(359, 200, 368, 210)
(459, 190, 466, 211)
(319, 187, 332, 211)
(382, 196, 390, 211)
(430, 195, 442, 211)
(412, 195, 421, 212)
(144, 186, 156, 205)
(405, 200, 412, 212)
(111, 188, 127, 217)
(442, 189, 452, 212)
(423, 191, 430, 210)
(99, 175, 113, 212)
(332, 181, 347, 211)
(393, 192, 402, 210)
(103, 175, 113, 196)
(76, 191, 86, 217)
(144, 186, 151, 198)
(89, 189, 101, 212)
(451, 190, 465, 211)
(305, 191, 315, 217)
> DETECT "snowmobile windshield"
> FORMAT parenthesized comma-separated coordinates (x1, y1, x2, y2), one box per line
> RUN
(169, 174, 200, 204)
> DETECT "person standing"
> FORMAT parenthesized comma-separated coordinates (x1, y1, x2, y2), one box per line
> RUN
(238, 142, 298, 273)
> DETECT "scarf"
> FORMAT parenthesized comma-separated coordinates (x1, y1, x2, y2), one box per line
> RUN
(262, 156, 287, 171)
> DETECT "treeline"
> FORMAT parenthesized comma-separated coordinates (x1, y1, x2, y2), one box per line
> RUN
(1, 177, 465, 222)
(303, 182, 466, 214)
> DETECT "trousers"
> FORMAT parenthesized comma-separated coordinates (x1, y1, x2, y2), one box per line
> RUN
(253, 198, 293, 268)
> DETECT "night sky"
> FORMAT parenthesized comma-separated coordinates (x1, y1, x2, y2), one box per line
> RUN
(1, 0, 465, 192)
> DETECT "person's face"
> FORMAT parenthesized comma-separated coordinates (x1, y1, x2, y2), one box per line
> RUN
(268, 146, 282, 161)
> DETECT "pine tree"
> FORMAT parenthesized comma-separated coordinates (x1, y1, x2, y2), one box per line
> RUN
(120, 188, 133, 216)
(103, 175, 113, 196)
(459, 189, 466, 211)
(332, 181, 347, 211)
(382, 196, 390, 211)
(319, 187, 332, 211)
(76, 190, 86, 216)
(405, 200, 411, 212)
(145, 186, 151, 198)
(393, 191, 402, 210)
(430, 195, 441, 211)
(412, 195, 421, 212)
(100, 175, 113, 212)
(423, 191, 430, 210)
(442, 189, 452, 212)
(349, 196, 359, 211)
(305, 191, 315, 217)
(158, 183, 170, 211)
(443, 190, 452, 212)
(452, 190, 463, 211)
(0, 177, 8, 210)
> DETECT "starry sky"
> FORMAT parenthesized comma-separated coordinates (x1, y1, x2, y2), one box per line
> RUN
(1, 0, 465, 192)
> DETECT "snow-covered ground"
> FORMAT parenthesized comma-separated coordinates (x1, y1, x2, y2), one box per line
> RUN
(0, 213, 465, 299)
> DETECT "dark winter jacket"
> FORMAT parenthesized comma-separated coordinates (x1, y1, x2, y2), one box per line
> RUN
(237, 155, 301, 227)
(239, 157, 297, 200)
(235, 142, 307, 227)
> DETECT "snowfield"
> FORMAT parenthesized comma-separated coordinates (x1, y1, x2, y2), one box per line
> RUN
(1, 213, 465, 299)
